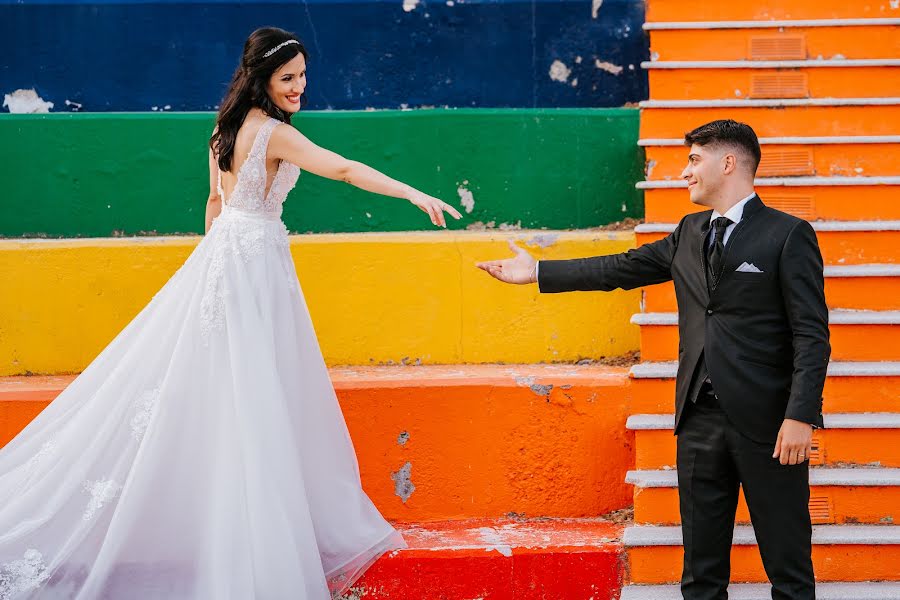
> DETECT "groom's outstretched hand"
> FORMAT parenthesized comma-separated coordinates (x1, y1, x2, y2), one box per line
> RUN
(476, 240, 538, 285)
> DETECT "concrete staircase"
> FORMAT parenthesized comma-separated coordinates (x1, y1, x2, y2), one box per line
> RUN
(622, 2, 900, 597)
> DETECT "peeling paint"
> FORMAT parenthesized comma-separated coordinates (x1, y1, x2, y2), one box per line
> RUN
(591, 0, 603, 19)
(64, 100, 82, 111)
(571, 78, 579, 88)
(525, 233, 560, 248)
(549, 60, 572, 83)
(402, 0, 419, 12)
(645, 159, 657, 179)
(514, 376, 536, 387)
(497, 221, 522, 231)
(594, 60, 623, 76)
(398, 431, 410, 445)
(530, 383, 554, 397)
(457, 182, 475, 214)
(3, 89, 53, 113)
(391, 462, 416, 502)
(476, 527, 514, 557)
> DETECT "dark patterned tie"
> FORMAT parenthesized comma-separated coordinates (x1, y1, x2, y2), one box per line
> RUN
(707, 216, 732, 288)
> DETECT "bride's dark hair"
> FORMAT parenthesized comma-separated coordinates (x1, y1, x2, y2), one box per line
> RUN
(210, 27, 309, 172)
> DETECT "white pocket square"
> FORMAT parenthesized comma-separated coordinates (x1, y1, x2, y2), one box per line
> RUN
(736, 262, 763, 273)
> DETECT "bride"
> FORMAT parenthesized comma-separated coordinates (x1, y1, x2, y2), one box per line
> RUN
(0, 27, 461, 599)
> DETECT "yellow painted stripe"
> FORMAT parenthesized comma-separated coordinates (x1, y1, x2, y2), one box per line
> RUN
(0, 231, 639, 375)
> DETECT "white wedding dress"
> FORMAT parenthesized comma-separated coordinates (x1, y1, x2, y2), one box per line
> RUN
(0, 117, 406, 599)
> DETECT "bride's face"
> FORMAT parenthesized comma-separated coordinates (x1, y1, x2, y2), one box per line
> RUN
(267, 53, 307, 113)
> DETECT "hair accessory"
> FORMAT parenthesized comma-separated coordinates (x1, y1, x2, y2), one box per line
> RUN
(263, 39, 299, 58)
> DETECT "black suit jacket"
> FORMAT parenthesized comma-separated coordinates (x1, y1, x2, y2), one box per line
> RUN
(538, 196, 830, 443)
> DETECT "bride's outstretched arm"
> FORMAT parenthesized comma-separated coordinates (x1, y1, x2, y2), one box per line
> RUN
(205, 147, 223, 233)
(267, 124, 462, 228)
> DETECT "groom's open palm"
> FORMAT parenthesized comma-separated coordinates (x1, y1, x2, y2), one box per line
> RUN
(476, 240, 537, 285)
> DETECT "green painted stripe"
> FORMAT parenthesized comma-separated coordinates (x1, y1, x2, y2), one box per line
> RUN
(0, 110, 643, 237)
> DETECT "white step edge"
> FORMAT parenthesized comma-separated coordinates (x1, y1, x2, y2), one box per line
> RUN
(626, 468, 900, 488)
(644, 18, 900, 30)
(635, 221, 900, 234)
(643, 59, 900, 69)
(631, 309, 900, 326)
(637, 176, 900, 189)
(640, 97, 900, 108)
(630, 360, 900, 379)
(824, 264, 900, 277)
(640, 135, 900, 146)
(627, 412, 900, 431)
(621, 582, 900, 600)
(624, 524, 900, 547)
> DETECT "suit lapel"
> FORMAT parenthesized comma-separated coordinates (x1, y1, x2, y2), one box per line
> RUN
(711, 195, 765, 292)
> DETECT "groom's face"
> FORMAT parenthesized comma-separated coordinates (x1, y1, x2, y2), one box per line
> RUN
(681, 143, 725, 207)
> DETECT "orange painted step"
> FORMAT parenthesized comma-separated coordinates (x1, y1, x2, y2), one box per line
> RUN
(642, 184, 900, 222)
(0, 366, 635, 523)
(648, 65, 900, 100)
(644, 143, 900, 182)
(628, 468, 900, 525)
(634, 310, 900, 362)
(625, 524, 900, 584)
(629, 410, 900, 470)
(635, 226, 900, 266)
(645, 0, 898, 21)
(639, 104, 900, 138)
(630, 416, 900, 470)
(642, 265, 900, 312)
(648, 26, 900, 61)
(629, 361, 900, 415)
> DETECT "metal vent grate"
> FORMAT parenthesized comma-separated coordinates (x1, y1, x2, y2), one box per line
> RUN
(758, 149, 815, 177)
(749, 35, 807, 60)
(750, 73, 809, 98)
(809, 434, 824, 465)
(764, 195, 817, 220)
(809, 494, 834, 524)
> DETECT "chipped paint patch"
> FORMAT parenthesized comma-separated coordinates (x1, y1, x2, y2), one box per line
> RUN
(476, 527, 514, 557)
(3, 89, 53, 113)
(525, 233, 560, 248)
(457, 181, 475, 213)
(591, 0, 603, 18)
(530, 383, 554, 397)
(398, 431, 410, 445)
(549, 60, 572, 83)
(391, 461, 416, 502)
(594, 60, 624, 76)
(402, 0, 419, 12)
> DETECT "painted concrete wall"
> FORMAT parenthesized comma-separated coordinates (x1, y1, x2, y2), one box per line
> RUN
(0, 0, 648, 111)
(0, 110, 644, 237)
(0, 232, 641, 376)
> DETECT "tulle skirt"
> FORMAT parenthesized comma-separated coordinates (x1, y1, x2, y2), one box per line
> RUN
(0, 205, 405, 599)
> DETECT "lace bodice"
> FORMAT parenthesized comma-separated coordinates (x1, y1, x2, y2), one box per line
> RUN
(217, 117, 300, 217)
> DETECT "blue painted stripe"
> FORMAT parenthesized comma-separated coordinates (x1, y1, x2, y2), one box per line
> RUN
(1, 0, 648, 110)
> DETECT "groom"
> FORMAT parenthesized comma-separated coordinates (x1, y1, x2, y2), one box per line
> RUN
(476, 120, 829, 599)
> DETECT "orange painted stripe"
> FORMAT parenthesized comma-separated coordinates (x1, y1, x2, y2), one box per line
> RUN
(628, 544, 900, 584)
(646, 0, 896, 21)
(645, 145, 900, 183)
(639, 323, 900, 362)
(636, 230, 900, 265)
(649, 68, 900, 101)
(649, 27, 900, 61)
(635, 428, 900, 470)
(639, 106, 900, 138)
(644, 277, 900, 312)
(630, 375, 900, 415)
(634, 486, 900, 526)
(0, 367, 636, 523)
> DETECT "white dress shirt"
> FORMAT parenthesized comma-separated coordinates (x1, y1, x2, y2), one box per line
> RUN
(707, 192, 756, 248)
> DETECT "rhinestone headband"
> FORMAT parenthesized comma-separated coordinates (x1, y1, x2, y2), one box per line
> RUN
(263, 39, 299, 58)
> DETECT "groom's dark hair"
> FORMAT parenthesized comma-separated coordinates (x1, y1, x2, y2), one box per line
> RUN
(684, 119, 761, 175)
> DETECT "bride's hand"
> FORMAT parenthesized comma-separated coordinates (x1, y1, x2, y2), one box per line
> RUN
(476, 240, 538, 285)
(406, 189, 463, 228)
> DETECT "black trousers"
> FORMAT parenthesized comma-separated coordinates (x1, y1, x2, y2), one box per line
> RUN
(677, 384, 815, 600)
